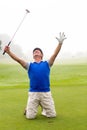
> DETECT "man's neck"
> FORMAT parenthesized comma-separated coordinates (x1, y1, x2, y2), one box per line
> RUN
(34, 58, 42, 63)
(33, 55, 43, 63)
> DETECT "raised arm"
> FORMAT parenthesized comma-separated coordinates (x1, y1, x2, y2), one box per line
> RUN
(48, 32, 66, 66)
(4, 46, 27, 69)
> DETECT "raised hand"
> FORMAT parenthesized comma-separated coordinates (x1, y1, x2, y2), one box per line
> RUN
(56, 32, 67, 44)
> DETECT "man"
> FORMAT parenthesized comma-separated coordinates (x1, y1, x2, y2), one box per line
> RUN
(4, 32, 66, 119)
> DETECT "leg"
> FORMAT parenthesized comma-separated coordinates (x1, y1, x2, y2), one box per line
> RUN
(41, 92, 56, 118)
(26, 92, 39, 119)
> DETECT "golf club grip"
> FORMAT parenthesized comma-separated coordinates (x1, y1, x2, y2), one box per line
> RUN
(3, 41, 11, 55)
(3, 51, 6, 55)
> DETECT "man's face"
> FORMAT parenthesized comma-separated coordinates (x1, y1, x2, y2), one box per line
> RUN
(33, 49, 43, 59)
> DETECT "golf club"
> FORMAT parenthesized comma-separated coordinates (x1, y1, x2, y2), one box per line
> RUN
(0, 40, 2, 51)
(3, 9, 30, 55)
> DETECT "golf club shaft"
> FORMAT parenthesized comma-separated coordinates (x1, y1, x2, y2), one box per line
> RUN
(3, 9, 30, 55)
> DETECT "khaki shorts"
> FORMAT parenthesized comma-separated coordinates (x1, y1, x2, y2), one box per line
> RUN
(26, 91, 56, 119)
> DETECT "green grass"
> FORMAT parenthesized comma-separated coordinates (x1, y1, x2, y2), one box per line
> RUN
(0, 63, 87, 130)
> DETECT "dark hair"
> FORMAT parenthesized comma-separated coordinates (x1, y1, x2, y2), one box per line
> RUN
(33, 47, 43, 55)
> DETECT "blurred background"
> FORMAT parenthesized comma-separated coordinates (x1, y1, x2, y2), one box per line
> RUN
(0, 0, 87, 64)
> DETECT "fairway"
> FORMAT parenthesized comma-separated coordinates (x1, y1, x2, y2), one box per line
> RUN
(0, 64, 87, 130)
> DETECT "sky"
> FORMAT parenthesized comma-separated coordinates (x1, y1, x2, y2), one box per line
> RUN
(0, 0, 87, 60)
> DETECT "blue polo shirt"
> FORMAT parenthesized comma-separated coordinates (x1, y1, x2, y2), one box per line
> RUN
(27, 61, 50, 92)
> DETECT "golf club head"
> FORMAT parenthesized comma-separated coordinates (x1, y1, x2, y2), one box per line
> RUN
(26, 9, 30, 13)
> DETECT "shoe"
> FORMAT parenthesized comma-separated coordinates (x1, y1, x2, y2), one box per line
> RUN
(24, 109, 26, 115)
(41, 109, 46, 116)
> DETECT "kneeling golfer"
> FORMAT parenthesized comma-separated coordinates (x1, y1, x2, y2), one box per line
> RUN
(4, 32, 66, 119)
